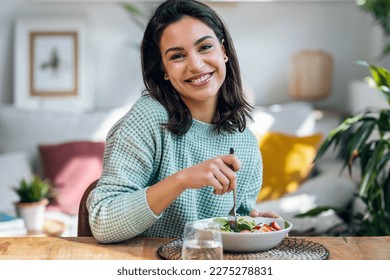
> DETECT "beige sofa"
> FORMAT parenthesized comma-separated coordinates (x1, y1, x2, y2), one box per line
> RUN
(0, 102, 357, 236)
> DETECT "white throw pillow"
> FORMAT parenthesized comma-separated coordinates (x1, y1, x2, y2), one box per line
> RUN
(250, 101, 316, 137)
(0, 152, 33, 214)
(256, 173, 356, 233)
(285, 172, 356, 208)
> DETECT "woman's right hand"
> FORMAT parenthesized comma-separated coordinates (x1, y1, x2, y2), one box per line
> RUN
(177, 153, 241, 195)
(146, 153, 241, 216)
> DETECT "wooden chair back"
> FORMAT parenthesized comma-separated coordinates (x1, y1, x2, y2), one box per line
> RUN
(77, 179, 98, 237)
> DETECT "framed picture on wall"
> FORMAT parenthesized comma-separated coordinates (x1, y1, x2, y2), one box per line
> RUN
(30, 31, 78, 97)
(14, 17, 93, 111)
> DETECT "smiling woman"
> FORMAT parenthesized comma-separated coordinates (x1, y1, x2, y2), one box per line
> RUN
(87, 0, 279, 244)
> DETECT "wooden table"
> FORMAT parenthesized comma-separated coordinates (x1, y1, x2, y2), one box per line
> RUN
(0, 236, 389, 260)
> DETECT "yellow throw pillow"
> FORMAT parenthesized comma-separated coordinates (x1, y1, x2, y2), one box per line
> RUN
(257, 132, 323, 202)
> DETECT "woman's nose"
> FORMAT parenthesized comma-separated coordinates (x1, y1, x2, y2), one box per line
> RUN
(187, 53, 204, 72)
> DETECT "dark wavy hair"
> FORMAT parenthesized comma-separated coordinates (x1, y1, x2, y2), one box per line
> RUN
(141, 0, 252, 136)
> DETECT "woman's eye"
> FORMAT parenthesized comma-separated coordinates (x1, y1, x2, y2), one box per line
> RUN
(199, 44, 213, 52)
(170, 53, 185, 61)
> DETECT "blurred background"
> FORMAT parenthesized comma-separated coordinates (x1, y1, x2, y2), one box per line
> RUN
(1, 0, 388, 111)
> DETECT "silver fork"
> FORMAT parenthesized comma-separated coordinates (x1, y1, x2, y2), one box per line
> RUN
(228, 188, 237, 232)
(227, 148, 237, 232)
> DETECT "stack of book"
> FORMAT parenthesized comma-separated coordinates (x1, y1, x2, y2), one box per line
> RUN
(0, 212, 27, 237)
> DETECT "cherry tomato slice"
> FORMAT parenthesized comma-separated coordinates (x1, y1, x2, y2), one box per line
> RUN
(270, 221, 281, 231)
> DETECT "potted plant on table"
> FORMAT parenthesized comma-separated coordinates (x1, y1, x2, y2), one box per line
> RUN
(14, 176, 53, 232)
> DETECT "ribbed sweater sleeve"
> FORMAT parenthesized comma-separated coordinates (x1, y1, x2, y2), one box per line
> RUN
(87, 96, 165, 243)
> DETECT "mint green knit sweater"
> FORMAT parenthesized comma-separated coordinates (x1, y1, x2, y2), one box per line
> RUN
(87, 95, 262, 243)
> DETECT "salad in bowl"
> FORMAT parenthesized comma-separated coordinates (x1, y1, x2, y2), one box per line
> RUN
(213, 216, 286, 233)
(196, 216, 293, 252)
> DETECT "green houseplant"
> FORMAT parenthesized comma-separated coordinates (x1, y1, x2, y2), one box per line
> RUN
(120, 2, 152, 48)
(298, 62, 390, 236)
(121, 2, 149, 31)
(14, 176, 53, 232)
(358, 0, 390, 58)
(14, 176, 52, 203)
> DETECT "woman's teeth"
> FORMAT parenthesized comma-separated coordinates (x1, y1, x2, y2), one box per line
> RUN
(190, 73, 211, 84)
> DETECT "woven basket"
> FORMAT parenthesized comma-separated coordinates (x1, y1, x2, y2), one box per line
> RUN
(289, 50, 333, 100)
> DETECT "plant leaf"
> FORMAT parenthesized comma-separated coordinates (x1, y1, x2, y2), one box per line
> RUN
(378, 109, 390, 132)
(359, 62, 390, 104)
(294, 206, 341, 218)
(121, 2, 146, 17)
(13, 176, 52, 203)
(120, 2, 148, 30)
(359, 140, 386, 196)
(314, 114, 365, 162)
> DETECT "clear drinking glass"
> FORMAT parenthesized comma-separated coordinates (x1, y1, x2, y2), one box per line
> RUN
(181, 221, 223, 260)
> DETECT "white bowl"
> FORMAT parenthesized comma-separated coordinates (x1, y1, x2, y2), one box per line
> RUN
(197, 216, 292, 252)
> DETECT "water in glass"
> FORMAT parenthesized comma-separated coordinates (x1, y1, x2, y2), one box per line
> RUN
(181, 221, 223, 260)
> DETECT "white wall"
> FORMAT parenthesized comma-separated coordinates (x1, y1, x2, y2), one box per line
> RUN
(0, 0, 382, 111)
(216, 2, 375, 109)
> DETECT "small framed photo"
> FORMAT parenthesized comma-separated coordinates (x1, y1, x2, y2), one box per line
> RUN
(30, 31, 78, 97)
(14, 17, 92, 111)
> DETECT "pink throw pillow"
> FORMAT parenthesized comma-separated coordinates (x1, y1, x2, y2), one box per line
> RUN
(39, 141, 105, 215)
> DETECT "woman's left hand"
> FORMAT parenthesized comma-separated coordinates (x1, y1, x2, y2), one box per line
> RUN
(249, 209, 283, 220)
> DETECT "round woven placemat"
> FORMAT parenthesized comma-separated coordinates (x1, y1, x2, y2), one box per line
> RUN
(158, 237, 329, 260)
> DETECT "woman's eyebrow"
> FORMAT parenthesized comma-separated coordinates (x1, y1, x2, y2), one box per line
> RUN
(194, 35, 214, 46)
(164, 35, 215, 56)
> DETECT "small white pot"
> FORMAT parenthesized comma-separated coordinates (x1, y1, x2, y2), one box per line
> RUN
(15, 198, 48, 232)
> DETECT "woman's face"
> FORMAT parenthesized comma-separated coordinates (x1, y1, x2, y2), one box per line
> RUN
(160, 16, 227, 112)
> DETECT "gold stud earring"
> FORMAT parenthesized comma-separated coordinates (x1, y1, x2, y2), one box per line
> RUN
(164, 73, 169, 80)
